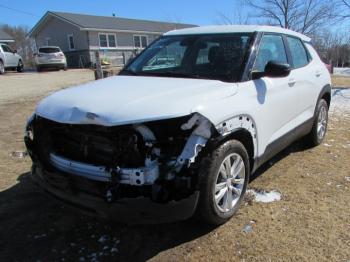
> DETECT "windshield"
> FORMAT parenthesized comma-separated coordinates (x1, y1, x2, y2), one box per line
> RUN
(122, 33, 253, 82)
(39, 47, 61, 53)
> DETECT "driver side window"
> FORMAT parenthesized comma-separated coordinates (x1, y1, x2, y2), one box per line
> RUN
(254, 34, 287, 72)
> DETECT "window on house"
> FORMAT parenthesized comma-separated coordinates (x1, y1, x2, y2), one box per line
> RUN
(68, 34, 75, 50)
(99, 33, 117, 48)
(134, 35, 148, 48)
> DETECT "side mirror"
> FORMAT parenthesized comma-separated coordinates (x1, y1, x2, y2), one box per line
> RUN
(252, 61, 291, 80)
(13, 49, 17, 53)
(264, 61, 291, 77)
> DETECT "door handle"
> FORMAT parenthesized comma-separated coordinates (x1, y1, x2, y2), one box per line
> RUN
(315, 71, 322, 77)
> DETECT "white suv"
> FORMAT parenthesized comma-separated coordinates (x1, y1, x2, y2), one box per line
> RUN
(34, 46, 67, 71)
(25, 26, 331, 225)
(0, 44, 24, 74)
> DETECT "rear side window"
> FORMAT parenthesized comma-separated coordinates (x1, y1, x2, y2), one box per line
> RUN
(286, 37, 309, 68)
(254, 34, 288, 72)
(2, 45, 12, 53)
(39, 47, 60, 53)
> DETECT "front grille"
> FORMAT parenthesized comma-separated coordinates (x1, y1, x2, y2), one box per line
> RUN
(34, 117, 146, 168)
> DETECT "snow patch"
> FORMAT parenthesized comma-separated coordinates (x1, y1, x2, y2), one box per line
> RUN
(246, 189, 282, 203)
(330, 89, 350, 115)
(333, 67, 350, 76)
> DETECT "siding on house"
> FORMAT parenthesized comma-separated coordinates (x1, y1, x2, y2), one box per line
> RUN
(87, 31, 160, 50)
(35, 16, 89, 52)
(29, 11, 197, 68)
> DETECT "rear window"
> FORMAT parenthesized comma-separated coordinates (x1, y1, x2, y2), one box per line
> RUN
(39, 47, 60, 53)
(286, 37, 309, 68)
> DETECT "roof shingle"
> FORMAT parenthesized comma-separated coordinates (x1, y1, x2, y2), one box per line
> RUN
(0, 29, 14, 41)
(51, 11, 197, 33)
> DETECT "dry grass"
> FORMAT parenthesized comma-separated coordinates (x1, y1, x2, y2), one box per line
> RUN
(331, 75, 350, 88)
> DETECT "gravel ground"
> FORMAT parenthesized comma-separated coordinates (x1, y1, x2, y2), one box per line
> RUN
(0, 71, 349, 261)
(0, 69, 94, 104)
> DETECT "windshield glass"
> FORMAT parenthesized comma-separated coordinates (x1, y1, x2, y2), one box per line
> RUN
(39, 47, 60, 53)
(122, 33, 253, 82)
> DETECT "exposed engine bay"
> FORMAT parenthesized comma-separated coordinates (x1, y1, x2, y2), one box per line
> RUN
(25, 113, 215, 204)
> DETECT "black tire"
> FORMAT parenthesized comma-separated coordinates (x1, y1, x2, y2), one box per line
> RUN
(196, 140, 250, 225)
(16, 60, 24, 72)
(0, 60, 4, 74)
(306, 99, 329, 147)
(36, 66, 42, 72)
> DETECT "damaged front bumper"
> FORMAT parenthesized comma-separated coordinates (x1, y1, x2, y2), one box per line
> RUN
(24, 113, 215, 223)
(31, 163, 200, 224)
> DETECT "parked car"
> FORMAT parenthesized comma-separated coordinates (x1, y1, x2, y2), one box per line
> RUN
(0, 43, 24, 74)
(25, 25, 331, 225)
(324, 63, 333, 74)
(34, 46, 67, 71)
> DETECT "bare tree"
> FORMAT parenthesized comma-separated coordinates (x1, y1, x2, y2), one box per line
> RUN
(245, 0, 336, 35)
(215, 10, 251, 25)
(1, 24, 34, 66)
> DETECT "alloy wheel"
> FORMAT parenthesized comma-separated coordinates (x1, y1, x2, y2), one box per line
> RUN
(214, 153, 246, 213)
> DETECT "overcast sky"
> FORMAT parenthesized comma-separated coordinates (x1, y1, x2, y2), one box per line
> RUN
(0, 0, 249, 28)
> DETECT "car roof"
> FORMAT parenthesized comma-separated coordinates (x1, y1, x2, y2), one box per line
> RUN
(164, 25, 311, 42)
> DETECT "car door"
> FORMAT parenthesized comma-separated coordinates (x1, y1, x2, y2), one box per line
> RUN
(285, 36, 320, 124)
(1, 45, 17, 67)
(251, 33, 298, 149)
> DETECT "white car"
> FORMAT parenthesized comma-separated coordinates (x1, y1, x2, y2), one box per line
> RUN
(34, 46, 67, 71)
(0, 43, 24, 74)
(25, 25, 331, 225)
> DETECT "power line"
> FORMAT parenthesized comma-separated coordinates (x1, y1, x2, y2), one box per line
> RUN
(0, 3, 39, 17)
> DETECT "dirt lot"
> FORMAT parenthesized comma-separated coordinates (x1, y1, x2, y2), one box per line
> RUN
(0, 71, 349, 261)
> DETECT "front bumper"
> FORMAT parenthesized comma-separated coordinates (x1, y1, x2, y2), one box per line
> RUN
(30, 163, 199, 224)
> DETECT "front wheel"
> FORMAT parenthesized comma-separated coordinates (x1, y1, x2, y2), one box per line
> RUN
(196, 140, 250, 225)
(306, 99, 329, 147)
(17, 60, 24, 72)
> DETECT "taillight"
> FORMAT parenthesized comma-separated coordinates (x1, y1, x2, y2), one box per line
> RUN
(58, 52, 64, 57)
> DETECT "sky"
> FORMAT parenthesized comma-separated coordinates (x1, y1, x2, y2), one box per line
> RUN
(0, 0, 248, 28)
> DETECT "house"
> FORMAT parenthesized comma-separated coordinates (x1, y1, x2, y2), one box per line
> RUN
(28, 11, 196, 67)
(0, 29, 14, 43)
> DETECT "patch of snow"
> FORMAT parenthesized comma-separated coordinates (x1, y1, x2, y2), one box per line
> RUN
(323, 143, 332, 147)
(333, 67, 350, 76)
(246, 189, 282, 203)
(330, 89, 350, 115)
(345, 177, 350, 182)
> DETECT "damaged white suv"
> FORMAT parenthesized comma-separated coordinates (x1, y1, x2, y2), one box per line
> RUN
(25, 26, 331, 225)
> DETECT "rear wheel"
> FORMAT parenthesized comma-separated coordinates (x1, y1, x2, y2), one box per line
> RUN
(17, 60, 24, 72)
(306, 99, 329, 146)
(197, 140, 250, 225)
(36, 66, 42, 72)
(0, 60, 4, 74)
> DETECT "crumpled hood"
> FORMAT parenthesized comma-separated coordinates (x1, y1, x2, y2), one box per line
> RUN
(36, 75, 237, 126)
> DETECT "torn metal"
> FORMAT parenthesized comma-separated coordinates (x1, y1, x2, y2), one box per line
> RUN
(25, 113, 213, 204)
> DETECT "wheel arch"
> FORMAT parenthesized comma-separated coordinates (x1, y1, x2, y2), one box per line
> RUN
(211, 114, 258, 171)
(317, 84, 331, 111)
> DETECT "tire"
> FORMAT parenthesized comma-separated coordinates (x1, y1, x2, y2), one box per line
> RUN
(36, 66, 42, 72)
(0, 60, 4, 74)
(306, 99, 329, 147)
(196, 140, 250, 225)
(16, 60, 24, 72)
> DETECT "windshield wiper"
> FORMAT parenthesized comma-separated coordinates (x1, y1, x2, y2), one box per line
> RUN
(120, 68, 138, 76)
